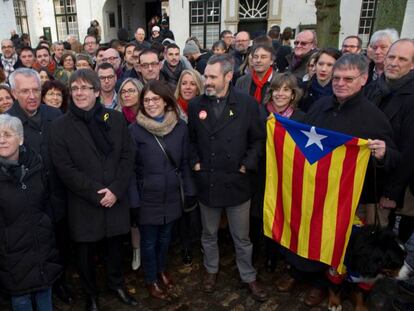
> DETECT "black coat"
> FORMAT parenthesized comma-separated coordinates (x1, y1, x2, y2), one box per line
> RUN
(304, 91, 400, 202)
(188, 86, 265, 208)
(8, 103, 67, 222)
(49, 106, 135, 242)
(128, 119, 196, 225)
(0, 148, 61, 295)
(364, 72, 414, 201)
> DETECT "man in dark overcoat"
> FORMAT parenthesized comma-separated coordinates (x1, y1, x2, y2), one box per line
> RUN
(365, 38, 414, 241)
(7, 68, 73, 304)
(49, 69, 137, 310)
(187, 54, 268, 301)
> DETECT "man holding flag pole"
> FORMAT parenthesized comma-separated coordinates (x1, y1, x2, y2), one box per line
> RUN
(264, 54, 400, 307)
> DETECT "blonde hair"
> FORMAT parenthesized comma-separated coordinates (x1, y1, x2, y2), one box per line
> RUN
(174, 69, 204, 99)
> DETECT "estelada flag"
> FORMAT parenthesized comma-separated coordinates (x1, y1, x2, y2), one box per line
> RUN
(263, 114, 370, 273)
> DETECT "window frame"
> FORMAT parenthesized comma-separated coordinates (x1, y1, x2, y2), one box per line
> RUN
(358, 0, 379, 48)
(53, 0, 79, 41)
(189, 0, 222, 49)
(13, 0, 30, 36)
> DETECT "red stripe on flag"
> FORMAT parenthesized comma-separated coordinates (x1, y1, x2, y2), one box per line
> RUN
(289, 147, 306, 252)
(331, 138, 360, 267)
(272, 122, 286, 241)
(308, 152, 333, 261)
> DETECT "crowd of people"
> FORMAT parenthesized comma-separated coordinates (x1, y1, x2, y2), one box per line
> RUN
(1, 16, 414, 311)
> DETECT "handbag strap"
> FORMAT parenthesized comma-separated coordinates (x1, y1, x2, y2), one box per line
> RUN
(153, 135, 179, 170)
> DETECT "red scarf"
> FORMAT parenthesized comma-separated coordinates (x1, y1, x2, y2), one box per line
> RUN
(122, 107, 137, 123)
(252, 67, 273, 103)
(177, 96, 189, 115)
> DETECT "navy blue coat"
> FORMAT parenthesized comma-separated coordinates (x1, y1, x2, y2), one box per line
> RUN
(128, 119, 196, 225)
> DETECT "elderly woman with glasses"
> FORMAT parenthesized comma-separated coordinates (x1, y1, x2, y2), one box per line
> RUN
(0, 114, 61, 311)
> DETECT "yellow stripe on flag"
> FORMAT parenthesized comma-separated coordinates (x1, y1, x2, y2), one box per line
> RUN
(263, 117, 277, 238)
(279, 132, 296, 247)
(297, 159, 317, 258)
(320, 146, 346, 264)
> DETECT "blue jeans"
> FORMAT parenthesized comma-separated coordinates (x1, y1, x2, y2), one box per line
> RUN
(139, 221, 175, 284)
(11, 287, 52, 311)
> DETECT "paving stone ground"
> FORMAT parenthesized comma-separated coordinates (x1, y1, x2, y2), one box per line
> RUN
(1, 231, 412, 310)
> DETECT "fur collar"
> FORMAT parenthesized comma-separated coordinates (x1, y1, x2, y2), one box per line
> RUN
(136, 110, 178, 136)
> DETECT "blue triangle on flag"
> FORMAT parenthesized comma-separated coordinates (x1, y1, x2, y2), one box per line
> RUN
(275, 114, 354, 164)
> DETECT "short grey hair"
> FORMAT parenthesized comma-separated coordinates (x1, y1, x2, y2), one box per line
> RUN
(333, 54, 369, 74)
(0, 114, 24, 140)
(9, 68, 41, 90)
(370, 28, 399, 46)
(207, 54, 235, 75)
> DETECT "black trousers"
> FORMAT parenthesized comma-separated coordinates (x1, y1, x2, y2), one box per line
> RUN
(54, 218, 71, 285)
(76, 235, 124, 296)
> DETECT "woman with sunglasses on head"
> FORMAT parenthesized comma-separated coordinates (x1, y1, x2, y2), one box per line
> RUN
(128, 80, 196, 300)
(299, 48, 342, 112)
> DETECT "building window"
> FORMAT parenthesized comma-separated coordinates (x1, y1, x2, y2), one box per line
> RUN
(13, 0, 29, 35)
(239, 0, 268, 19)
(53, 0, 79, 40)
(358, 0, 378, 47)
(189, 0, 221, 49)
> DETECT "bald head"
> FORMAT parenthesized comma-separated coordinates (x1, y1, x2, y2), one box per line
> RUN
(384, 39, 414, 81)
(294, 30, 317, 58)
(235, 31, 250, 53)
(135, 27, 146, 43)
(102, 48, 121, 70)
(1, 39, 15, 59)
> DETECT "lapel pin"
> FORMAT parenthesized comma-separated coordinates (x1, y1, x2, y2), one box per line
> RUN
(229, 110, 234, 117)
(199, 110, 207, 120)
(103, 113, 109, 122)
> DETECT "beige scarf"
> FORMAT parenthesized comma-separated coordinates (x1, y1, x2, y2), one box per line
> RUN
(136, 110, 178, 136)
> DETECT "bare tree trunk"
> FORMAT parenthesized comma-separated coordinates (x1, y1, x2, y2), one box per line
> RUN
(374, 0, 408, 34)
(315, 0, 341, 48)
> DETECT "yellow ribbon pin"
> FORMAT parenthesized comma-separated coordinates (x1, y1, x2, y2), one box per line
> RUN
(229, 110, 234, 117)
(103, 113, 109, 122)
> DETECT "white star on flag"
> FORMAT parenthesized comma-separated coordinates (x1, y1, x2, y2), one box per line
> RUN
(301, 126, 327, 151)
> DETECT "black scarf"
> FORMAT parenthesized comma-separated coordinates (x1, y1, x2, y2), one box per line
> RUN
(161, 61, 184, 85)
(69, 100, 113, 156)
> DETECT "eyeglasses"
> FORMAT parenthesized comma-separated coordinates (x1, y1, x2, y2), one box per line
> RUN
(332, 73, 363, 83)
(120, 89, 137, 96)
(84, 41, 96, 45)
(70, 86, 95, 93)
(45, 92, 63, 97)
(17, 88, 41, 96)
(101, 57, 119, 62)
(294, 41, 313, 46)
(0, 131, 17, 139)
(99, 75, 115, 81)
(143, 96, 161, 105)
(140, 62, 159, 69)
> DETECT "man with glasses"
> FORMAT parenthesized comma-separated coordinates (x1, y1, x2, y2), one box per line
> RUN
(138, 48, 163, 84)
(288, 30, 317, 79)
(102, 48, 123, 78)
(281, 54, 398, 307)
(83, 35, 98, 64)
(7, 68, 75, 305)
(49, 69, 137, 310)
(220, 30, 234, 53)
(341, 36, 362, 55)
(232, 31, 251, 81)
(97, 63, 118, 109)
(1, 39, 22, 79)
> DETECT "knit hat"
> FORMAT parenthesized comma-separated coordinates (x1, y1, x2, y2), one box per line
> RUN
(183, 40, 200, 56)
(152, 26, 160, 33)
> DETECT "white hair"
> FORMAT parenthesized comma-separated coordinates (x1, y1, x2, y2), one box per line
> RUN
(370, 28, 399, 46)
(8, 68, 41, 90)
(0, 114, 24, 140)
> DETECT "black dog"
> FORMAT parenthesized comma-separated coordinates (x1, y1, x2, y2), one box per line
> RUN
(328, 225, 406, 311)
